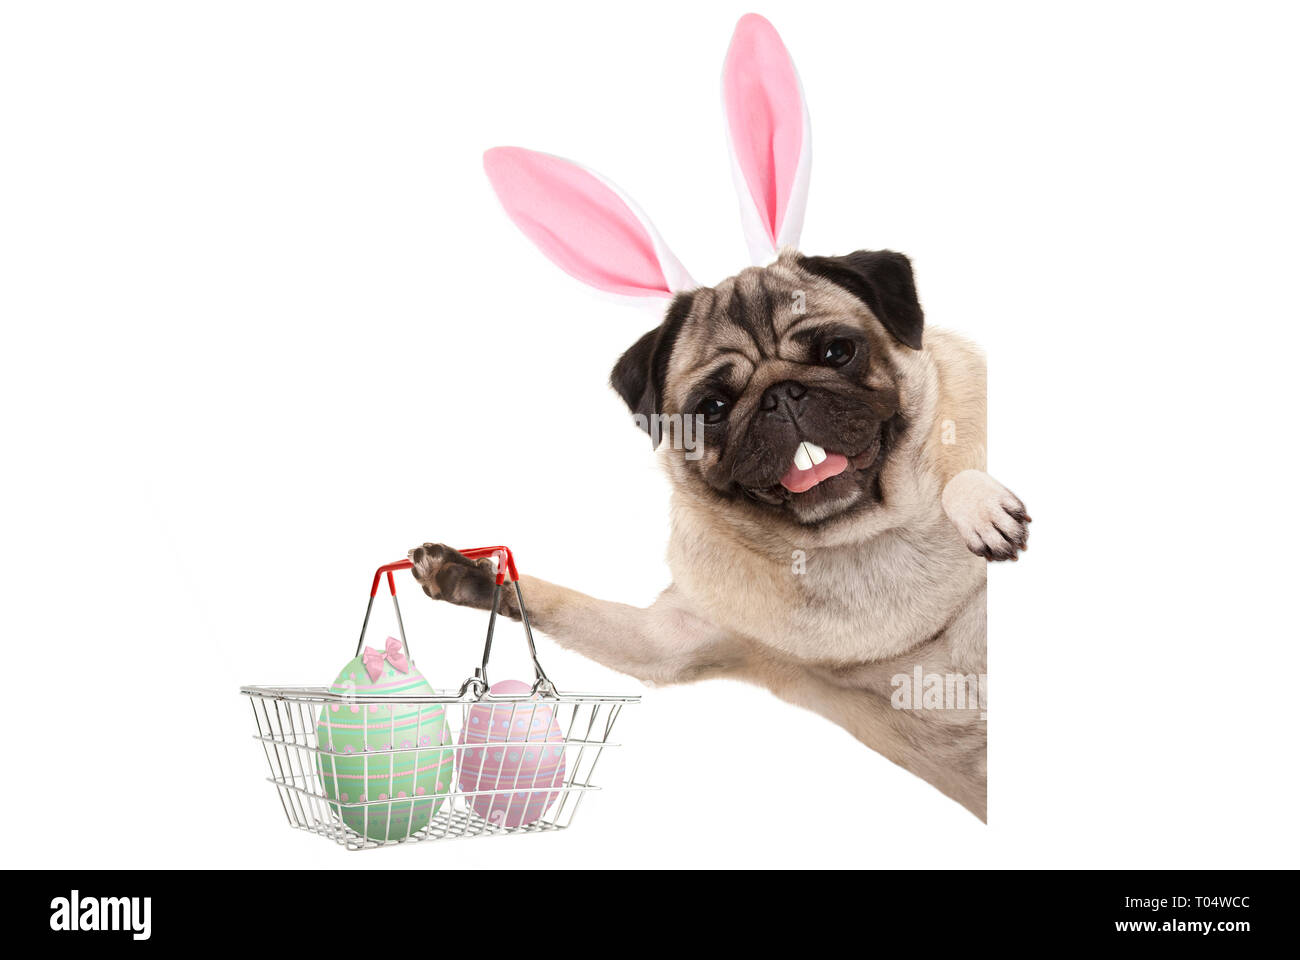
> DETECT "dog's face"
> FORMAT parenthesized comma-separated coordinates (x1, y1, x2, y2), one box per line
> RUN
(611, 250, 924, 526)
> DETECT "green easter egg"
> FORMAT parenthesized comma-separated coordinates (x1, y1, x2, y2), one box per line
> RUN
(316, 654, 453, 842)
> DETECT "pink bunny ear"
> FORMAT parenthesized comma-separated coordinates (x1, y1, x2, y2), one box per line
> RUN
(483, 146, 695, 299)
(723, 14, 812, 264)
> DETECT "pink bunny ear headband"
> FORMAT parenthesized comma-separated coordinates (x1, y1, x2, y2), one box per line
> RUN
(483, 13, 809, 303)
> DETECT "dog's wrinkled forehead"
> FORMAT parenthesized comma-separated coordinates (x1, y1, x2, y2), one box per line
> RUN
(666, 252, 880, 398)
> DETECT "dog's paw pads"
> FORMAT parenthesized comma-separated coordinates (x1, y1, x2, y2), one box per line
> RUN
(407, 543, 503, 609)
(409, 543, 453, 597)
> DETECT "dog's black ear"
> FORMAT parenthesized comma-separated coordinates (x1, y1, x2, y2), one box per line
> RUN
(609, 291, 694, 444)
(797, 250, 924, 350)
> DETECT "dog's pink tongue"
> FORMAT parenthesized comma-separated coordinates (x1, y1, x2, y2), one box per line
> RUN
(780, 452, 849, 493)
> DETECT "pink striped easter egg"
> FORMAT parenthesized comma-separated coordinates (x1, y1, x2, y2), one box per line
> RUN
(458, 679, 566, 828)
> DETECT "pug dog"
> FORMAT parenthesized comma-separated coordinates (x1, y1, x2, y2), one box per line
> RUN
(410, 17, 1029, 820)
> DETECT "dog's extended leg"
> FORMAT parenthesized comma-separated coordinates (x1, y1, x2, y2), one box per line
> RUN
(408, 543, 738, 686)
(941, 469, 1031, 561)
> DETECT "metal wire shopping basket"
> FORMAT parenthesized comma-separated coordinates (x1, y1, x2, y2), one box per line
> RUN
(241, 546, 639, 851)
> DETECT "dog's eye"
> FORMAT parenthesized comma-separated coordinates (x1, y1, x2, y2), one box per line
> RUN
(697, 397, 729, 424)
(822, 339, 856, 367)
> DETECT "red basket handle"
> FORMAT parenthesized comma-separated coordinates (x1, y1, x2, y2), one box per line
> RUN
(368, 546, 518, 597)
(358, 544, 550, 698)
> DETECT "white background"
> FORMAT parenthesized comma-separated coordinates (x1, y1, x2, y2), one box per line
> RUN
(3, 0, 1298, 869)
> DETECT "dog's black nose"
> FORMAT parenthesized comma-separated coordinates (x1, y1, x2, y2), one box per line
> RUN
(760, 380, 807, 411)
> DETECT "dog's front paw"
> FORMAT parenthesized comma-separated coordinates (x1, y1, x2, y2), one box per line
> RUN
(941, 470, 1031, 561)
(408, 543, 515, 614)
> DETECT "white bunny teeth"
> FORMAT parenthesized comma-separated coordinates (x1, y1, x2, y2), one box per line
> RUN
(793, 441, 827, 471)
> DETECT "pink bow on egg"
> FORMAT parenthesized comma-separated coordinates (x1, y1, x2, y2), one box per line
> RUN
(362, 636, 409, 682)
